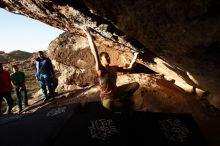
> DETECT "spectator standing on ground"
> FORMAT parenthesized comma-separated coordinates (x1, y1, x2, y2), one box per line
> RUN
(0, 63, 14, 114)
(35, 51, 55, 101)
(11, 65, 28, 113)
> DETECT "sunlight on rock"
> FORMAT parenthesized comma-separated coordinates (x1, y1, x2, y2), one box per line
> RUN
(187, 71, 199, 85)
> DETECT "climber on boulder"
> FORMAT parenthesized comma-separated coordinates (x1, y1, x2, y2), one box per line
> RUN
(82, 26, 140, 112)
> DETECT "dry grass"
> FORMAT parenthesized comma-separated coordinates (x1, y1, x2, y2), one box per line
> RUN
(23, 67, 40, 98)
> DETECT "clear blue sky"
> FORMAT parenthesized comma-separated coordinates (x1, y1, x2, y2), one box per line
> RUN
(0, 8, 64, 53)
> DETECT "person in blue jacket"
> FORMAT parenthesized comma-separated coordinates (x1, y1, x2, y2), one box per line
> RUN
(35, 51, 55, 101)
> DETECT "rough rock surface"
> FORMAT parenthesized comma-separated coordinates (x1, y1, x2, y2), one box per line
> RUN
(1, 0, 219, 107)
(47, 32, 97, 90)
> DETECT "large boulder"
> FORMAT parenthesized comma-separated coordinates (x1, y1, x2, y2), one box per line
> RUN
(48, 31, 135, 90)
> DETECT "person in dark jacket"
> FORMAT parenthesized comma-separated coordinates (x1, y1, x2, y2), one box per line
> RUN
(35, 51, 55, 101)
(0, 63, 13, 114)
(11, 65, 28, 113)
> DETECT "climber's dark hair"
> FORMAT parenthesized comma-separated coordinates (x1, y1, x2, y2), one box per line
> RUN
(100, 52, 109, 58)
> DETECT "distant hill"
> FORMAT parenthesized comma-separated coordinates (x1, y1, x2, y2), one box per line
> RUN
(0, 50, 33, 63)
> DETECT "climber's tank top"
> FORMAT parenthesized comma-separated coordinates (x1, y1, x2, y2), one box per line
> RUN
(99, 66, 117, 100)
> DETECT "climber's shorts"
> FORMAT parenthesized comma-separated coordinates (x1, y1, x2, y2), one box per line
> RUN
(101, 82, 140, 111)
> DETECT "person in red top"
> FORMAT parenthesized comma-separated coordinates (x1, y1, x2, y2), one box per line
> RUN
(83, 27, 140, 112)
(0, 63, 14, 114)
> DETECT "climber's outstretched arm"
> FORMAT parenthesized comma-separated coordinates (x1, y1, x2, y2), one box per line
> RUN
(127, 52, 139, 69)
(117, 52, 139, 72)
(82, 27, 102, 75)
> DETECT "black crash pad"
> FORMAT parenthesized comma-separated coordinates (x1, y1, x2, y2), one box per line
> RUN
(53, 102, 207, 146)
(0, 103, 81, 146)
(0, 102, 207, 146)
(53, 102, 131, 146)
